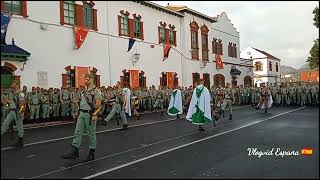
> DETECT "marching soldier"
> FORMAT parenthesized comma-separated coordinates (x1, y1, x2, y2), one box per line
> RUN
(70, 87, 80, 120)
(255, 83, 272, 113)
(147, 86, 154, 111)
(61, 72, 103, 161)
(306, 84, 312, 106)
(51, 88, 60, 119)
(104, 87, 129, 130)
(41, 89, 51, 121)
(289, 84, 297, 106)
(210, 85, 216, 110)
(60, 87, 71, 119)
(1, 82, 24, 148)
(311, 84, 319, 105)
(216, 85, 224, 108)
(29, 87, 41, 122)
(281, 84, 289, 106)
(218, 83, 235, 120)
(153, 86, 165, 116)
(1, 88, 9, 122)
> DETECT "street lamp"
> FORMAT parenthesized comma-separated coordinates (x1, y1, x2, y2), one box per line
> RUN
(132, 51, 140, 66)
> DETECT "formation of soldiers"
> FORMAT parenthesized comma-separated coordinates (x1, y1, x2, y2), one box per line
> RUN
(2, 82, 319, 125)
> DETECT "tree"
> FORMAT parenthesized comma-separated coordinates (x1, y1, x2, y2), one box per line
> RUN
(313, 6, 319, 28)
(306, 6, 319, 69)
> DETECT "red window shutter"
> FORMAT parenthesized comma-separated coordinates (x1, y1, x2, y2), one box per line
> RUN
(95, 75, 100, 87)
(75, 4, 83, 26)
(165, 29, 170, 44)
(59, 1, 64, 25)
(21, 1, 27, 18)
(120, 76, 124, 87)
(93, 9, 98, 31)
(62, 74, 68, 87)
(1, 1, 5, 11)
(118, 15, 122, 36)
(129, 18, 134, 37)
(173, 31, 177, 46)
(160, 77, 163, 87)
(143, 77, 146, 88)
(234, 47, 237, 58)
(140, 21, 144, 40)
(158, 26, 161, 44)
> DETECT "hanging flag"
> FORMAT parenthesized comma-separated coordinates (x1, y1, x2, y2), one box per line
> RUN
(74, 26, 89, 49)
(163, 43, 171, 61)
(75, 66, 90, 88)
(127, 38, 136, 52)
(215, 54, 224, 69)
(1, 13, 11, 45)
(167, 72, 175, 89)
(130, 70, 139, 88)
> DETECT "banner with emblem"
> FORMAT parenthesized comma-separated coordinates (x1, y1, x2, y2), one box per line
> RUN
(75, 66, 90, 88)
(167, 72, 174, 89)
(1, 13, 11, 45)
(163, 43, 171, 61)
(130, 70, 139, 88)
(215, 54, 224, 69)
(74, 26, 89, 49)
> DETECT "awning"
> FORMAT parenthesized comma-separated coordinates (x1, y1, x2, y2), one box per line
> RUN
(230, 68, 241, 76)
(1, 39, 30, 62)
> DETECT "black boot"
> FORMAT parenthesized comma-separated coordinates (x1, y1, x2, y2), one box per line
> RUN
(222, 111, 225, 118)
(198, 125, 205, 131)
(264, 108, 268, 113)
(176, 114, 180, 119)
(255, 106, 260, 110)
(12, 137, 23, 148)
(85, 149, 95, 162)
(61, 145, 79, 159)
(121, 124, 128, 130)
(160, 111, 164, 116)
(228, 114, 232, 120)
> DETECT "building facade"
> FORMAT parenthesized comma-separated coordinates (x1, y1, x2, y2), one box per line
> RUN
(240, 47, 281, 87)
(1, 1, 253, 89)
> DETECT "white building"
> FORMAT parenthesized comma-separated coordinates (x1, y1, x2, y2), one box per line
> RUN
(1, 1, 253, 90)
(240, 47, 281, 87)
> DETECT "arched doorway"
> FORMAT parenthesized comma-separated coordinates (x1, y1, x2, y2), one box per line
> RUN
(214, 74, 225, 88)
(244, 76, 252, 87)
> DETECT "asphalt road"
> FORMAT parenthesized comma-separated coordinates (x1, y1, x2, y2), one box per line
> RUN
(1, 105, 319, 179)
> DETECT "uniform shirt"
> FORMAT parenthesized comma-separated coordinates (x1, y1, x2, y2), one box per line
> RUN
(61, 90, 70, 101)
(79, 85, 103, 111)
(224, 88, 234, 100)
(51, 93, 60, 104)
(30, 93, 40, 105)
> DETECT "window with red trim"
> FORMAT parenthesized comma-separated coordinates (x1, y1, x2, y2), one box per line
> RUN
(59, 1, 97, 30)
(2, 1, 27, 17)
(118, 11, 144, 40)
(212, 38, 218, 54)
(190, 21, 199, 60)
(201, 25, 209, 61)
(159, 25, 166, 44)
(158, 23, 176, 46)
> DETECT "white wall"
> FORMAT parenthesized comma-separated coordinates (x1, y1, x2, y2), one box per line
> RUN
(3, 1, 252, 89)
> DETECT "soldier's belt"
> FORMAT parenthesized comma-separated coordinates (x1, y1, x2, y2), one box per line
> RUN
(9, 108, 16, 111)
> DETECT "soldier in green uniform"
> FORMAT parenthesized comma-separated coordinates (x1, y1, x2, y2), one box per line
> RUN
(1, 82, 25, 147)
(70, 87, 80, 120)
(104, 88, 129, 130)
(210, 85, 216, 110)
(51, 88, 60, 119)
(281, 84, 288, 106)
(29, 87, 41, 122)
(1, 88, 9, 122)
(153, 86, 165, 116)
(61, 72, 103, 161)
(289, 84, 297, 106)
(311, 84, 319, 105)
(217, 83, 235, 120)
(41, 89, 51, 121)
(306, 84, 312, 106)
(60, 87, 71, 119)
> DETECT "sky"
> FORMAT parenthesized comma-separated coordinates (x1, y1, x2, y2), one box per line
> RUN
(153, 1, 319, 69)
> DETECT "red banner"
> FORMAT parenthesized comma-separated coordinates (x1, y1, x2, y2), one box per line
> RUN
(74, 26, 89, 49)
(167, 72, 174, 89)
(163, 43, 172, 61)
(130, 70, 139, 88)
(215, 54, 224, 69)
(75, 66, 90, 88)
